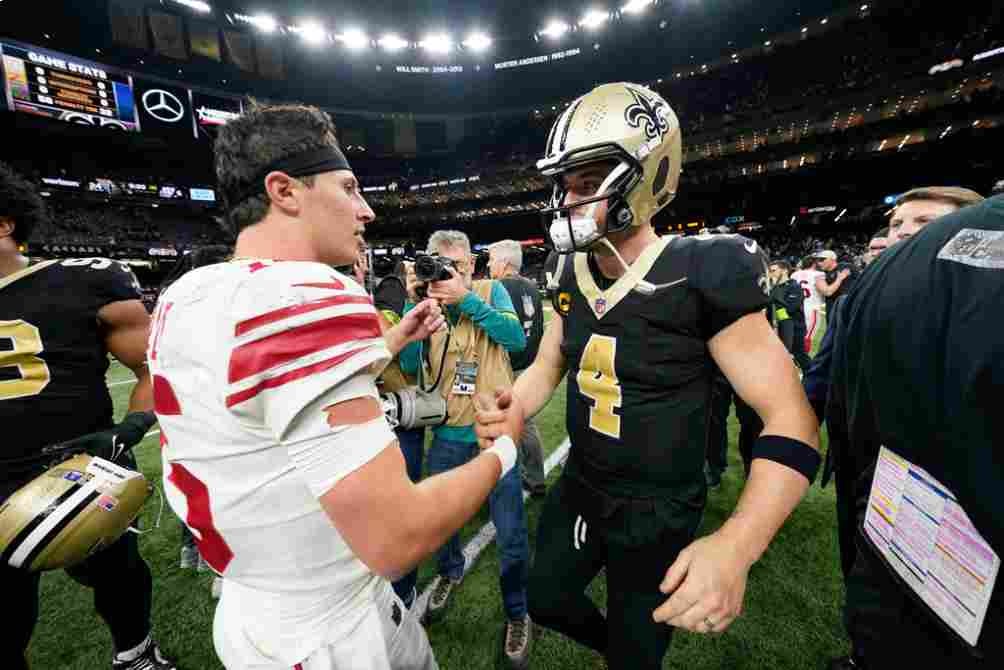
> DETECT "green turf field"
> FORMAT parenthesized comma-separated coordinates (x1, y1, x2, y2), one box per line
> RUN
(30, 324, 848, 669)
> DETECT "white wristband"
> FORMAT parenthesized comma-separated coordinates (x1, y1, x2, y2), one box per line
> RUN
(486, 435, 518, 479)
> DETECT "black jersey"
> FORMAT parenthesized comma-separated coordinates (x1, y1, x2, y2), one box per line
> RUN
(829, 196, 1004, 583)
(555, 234, 769, 498)
(499, 275, 544, 372)
(0, 258, 142, 481)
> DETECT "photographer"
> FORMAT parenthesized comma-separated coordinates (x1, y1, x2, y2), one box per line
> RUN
(489, 240, 546, 497)
(399, 230, 532, 667)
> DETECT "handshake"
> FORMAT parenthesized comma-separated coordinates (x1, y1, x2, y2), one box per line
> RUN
(473, 389, 525, 451)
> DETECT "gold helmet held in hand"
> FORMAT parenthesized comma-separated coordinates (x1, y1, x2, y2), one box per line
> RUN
(0, 454, 150, 572)
(537, 82, 683, 253)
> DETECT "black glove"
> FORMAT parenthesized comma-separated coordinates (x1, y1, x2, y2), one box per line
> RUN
(54, 411, 158, 463)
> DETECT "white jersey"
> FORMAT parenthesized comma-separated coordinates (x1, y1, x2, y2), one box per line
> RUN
(148, 259, 392, 666)
(791, 269, 825, 314)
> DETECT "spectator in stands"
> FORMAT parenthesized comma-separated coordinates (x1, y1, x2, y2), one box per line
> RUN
(488, 240, 546, 497)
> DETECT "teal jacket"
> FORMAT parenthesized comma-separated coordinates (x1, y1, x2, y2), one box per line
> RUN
(400, 282, 526, 443)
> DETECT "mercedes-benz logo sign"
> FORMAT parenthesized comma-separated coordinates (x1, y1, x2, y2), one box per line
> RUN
(142, 89, 185, 123)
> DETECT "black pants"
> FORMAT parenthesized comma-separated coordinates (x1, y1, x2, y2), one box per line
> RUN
(1, 479, 153, 669)
(527, 473, 702, 669)
(792, 324, 813, 371)
(705, 376, 732, 478)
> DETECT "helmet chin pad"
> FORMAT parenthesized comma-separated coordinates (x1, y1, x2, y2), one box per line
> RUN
(542, 159, 638, 253)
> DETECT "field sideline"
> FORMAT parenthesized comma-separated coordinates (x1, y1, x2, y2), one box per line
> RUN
(30, 314, 848, 669)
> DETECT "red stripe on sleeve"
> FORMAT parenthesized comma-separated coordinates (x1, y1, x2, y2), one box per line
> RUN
(235, 294, 373, 337)
(229, 312, 381, 384)
(226, 346, 374, 408)
(292, 280, 345, 290)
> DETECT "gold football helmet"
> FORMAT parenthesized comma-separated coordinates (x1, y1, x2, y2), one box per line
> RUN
(537, 82, 683, 253)
(0, 454, 150, 572)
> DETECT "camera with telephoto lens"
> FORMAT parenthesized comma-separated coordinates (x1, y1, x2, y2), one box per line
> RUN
(381, 386, 448, 430)
(413, 254, 457, 299)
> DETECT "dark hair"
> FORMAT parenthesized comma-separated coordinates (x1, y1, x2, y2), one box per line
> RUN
(873, 226, 890, 239)
(800, 256, 816, 270)
(214, 100, 340, 236)
(0, 162, 48, 246)
(770, 260, 792, 273)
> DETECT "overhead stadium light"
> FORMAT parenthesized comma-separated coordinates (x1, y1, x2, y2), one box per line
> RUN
(540, 20, 570, 39)
(621, 0, 654, 14)
(419, 33, 454, 54)
(463, 32, 493, 52)
(236, 13, 277, 33)
(336, 28, 370, 50)
(295, 21, 328, 45)
(580, 9, 609, 30)
(378, 33, 409, 52)
(172, 0, 211, 12)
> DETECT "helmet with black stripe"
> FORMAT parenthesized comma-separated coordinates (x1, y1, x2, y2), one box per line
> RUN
(537, 82, 683, 253)
(0, 454, 150, 572)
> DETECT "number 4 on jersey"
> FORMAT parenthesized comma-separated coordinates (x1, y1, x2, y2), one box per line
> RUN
(577, 334, 622, 439)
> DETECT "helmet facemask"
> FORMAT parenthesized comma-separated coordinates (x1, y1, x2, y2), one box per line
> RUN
(538, 143, 643, 254)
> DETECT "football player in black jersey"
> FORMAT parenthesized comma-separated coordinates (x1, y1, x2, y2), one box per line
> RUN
(475, 83, 821, 668)
(0, 163, 178, 669)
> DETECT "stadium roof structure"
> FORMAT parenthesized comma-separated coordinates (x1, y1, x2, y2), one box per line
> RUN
(4, 0, 853, 114)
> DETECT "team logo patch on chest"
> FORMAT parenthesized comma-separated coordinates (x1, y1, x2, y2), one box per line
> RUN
(557, 292, 572, 316)
(594, 298, 607, 315)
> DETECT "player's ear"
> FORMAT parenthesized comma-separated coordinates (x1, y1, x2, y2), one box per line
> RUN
(0, 218, 14, 240)
(263, 171, 301, 217)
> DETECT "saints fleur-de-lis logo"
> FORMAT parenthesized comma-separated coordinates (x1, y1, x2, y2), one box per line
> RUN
(624, 87, 670, 140)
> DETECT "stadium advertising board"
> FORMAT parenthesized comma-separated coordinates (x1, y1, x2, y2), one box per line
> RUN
(133, 77, 195, 139)
(191, 90, 242, 130)
(0, 41, 138, 131)
(1, 39, 242, 141)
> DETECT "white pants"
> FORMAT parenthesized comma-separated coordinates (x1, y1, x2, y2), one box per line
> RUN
(215, 580, 438, 670)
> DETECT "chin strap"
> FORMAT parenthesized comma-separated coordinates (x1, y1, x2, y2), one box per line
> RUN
(596, 237, 687, 296)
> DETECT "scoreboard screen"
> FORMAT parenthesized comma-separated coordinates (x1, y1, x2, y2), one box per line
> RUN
(1, 42, 138, 131)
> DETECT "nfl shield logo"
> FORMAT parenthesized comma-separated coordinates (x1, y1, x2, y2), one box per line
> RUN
(595, 298, 607, 314)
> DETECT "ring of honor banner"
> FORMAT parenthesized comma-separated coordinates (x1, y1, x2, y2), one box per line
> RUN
(189, 20, 222, 62)
(148, 9, 188, 60)
(0, 39, 243, 141)
(108, 0, 149, 51)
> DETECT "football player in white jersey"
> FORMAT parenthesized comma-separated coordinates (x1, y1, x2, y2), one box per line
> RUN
(148, 103, 523, 670)
(790, 257, 825, 354)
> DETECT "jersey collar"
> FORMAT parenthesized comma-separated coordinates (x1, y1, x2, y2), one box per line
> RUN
(0, 259, 58, 292)
(574, 236, 672, 320)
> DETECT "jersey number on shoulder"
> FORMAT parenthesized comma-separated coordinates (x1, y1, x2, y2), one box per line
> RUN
(576, 334, 621, 439)
(61, 258, 114, 270)
(0, 320, 51, 400)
